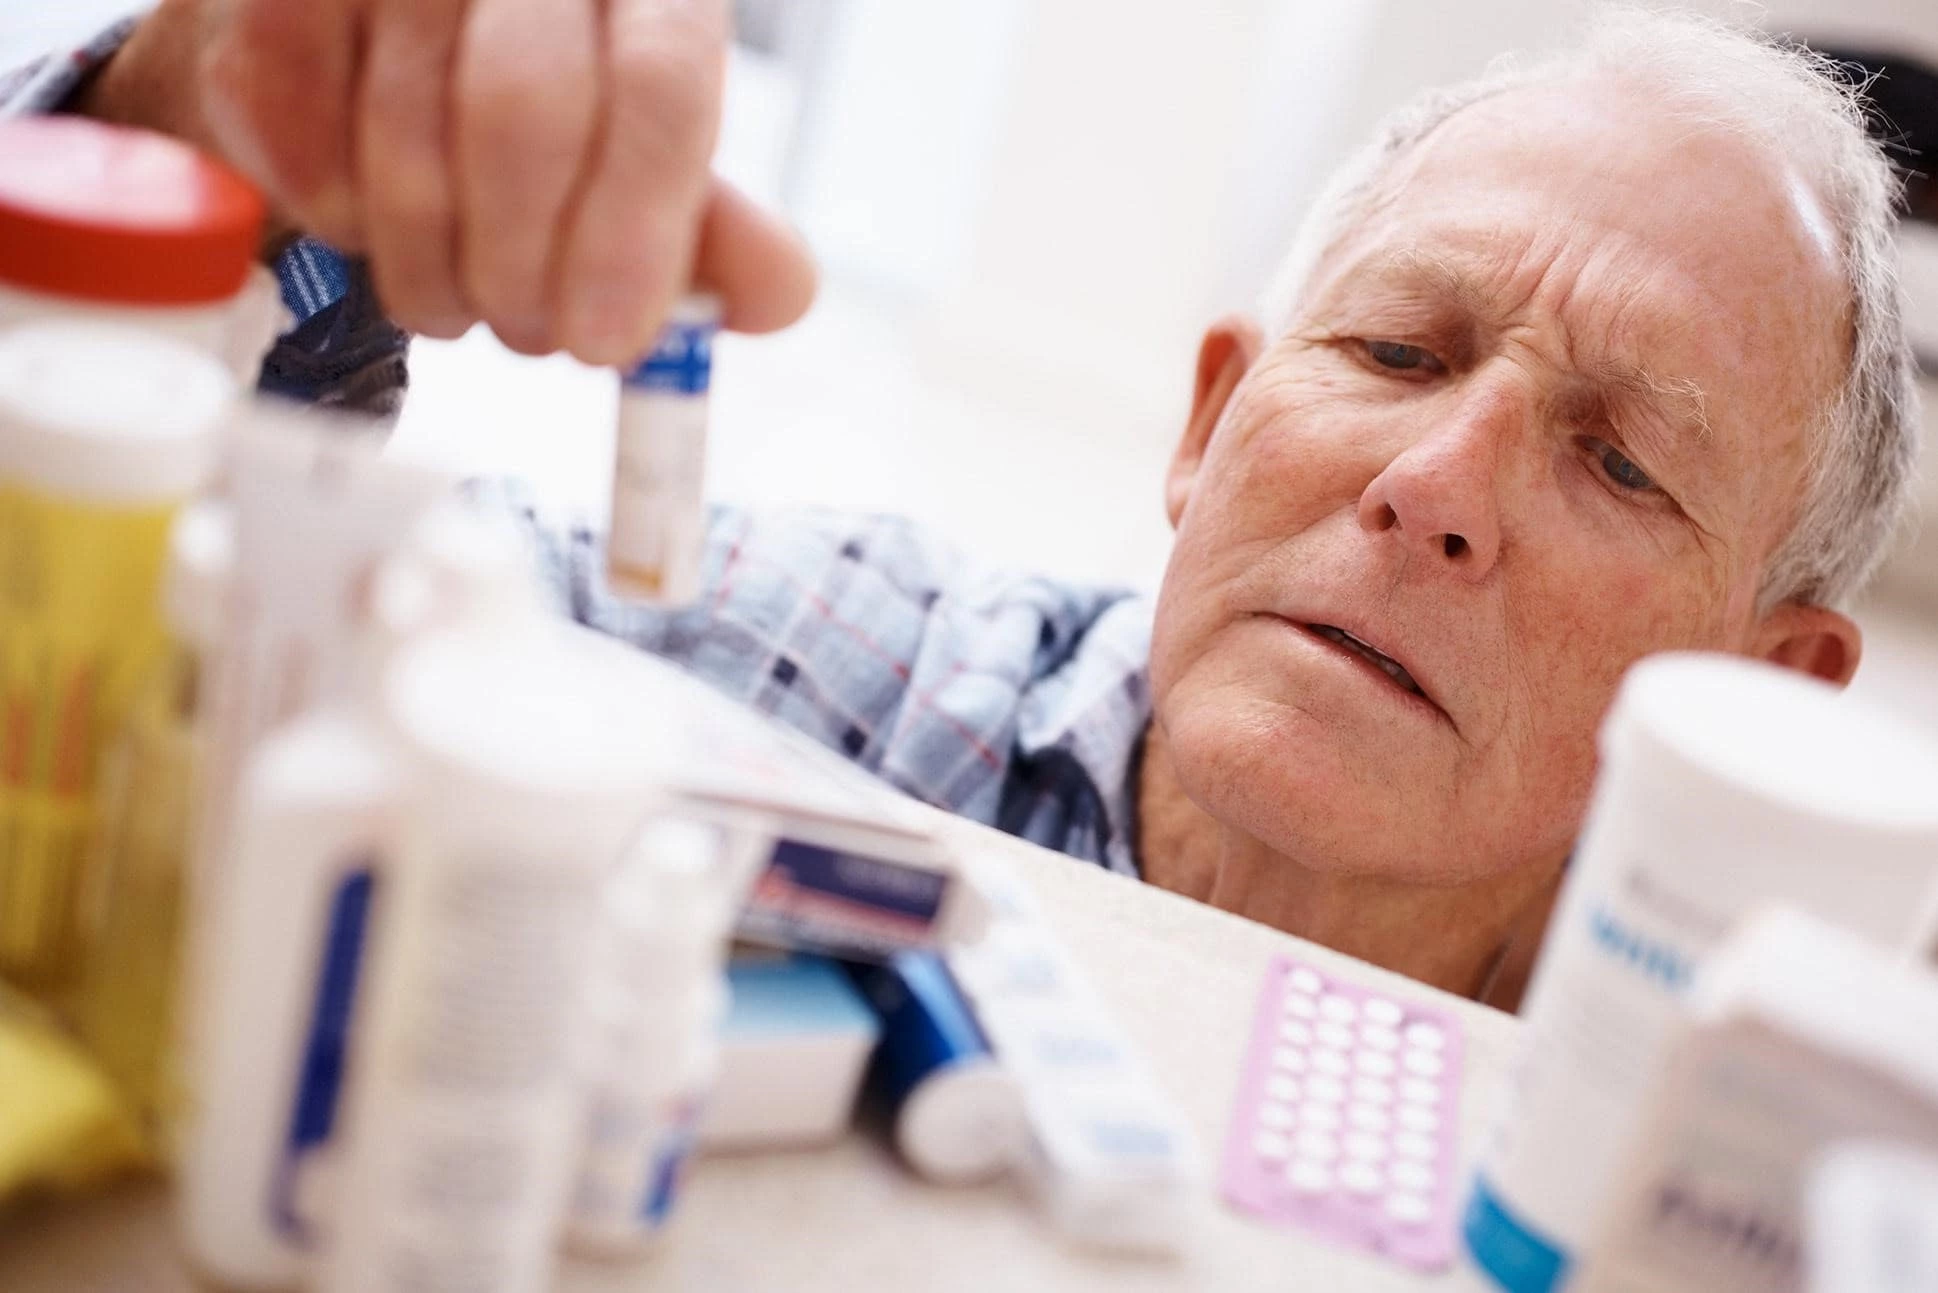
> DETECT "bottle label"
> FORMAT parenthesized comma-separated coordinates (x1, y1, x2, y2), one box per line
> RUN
(623, 319, 715, 395)
(273, 862, 377, 1244)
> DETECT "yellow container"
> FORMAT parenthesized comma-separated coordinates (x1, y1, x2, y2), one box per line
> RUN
(0, 322, 231, 989)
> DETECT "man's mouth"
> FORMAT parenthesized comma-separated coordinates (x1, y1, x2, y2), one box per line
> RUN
(1304, 623, 1424, 698)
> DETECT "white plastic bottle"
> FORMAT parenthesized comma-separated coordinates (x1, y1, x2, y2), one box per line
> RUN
(314, 622, 674, 1293)
(177, 506, 546, 1288)
(1463, 653, 1938, 1293)
(567, 817, 738, 1257)
(1578, 907, 1938, 1293)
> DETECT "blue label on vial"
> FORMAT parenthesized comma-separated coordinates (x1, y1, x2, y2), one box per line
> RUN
(271, 864, 378, 1244)
(624, 319, 716, 395)
(847, 952, 991, 1110)
(1463, 1172, 1573, 1293)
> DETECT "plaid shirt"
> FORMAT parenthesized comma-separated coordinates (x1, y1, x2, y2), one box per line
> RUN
(4, 17, 1161, 877)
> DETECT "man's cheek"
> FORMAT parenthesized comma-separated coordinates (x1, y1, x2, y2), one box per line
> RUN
(1205, 438, 1360, 552)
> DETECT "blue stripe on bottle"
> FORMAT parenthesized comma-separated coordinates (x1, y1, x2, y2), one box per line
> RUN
(1463, 1172, 1573, 1293)
(270, 864, 377, 1243)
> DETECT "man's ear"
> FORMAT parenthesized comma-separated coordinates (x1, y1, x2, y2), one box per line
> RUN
(1749, 601, 1863, 687)
(1166, 316, 1264, 529)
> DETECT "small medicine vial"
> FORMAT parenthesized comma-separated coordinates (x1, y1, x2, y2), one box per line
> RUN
(607, 295, 721, 605)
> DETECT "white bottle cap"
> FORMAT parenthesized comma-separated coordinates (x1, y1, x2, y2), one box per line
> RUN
(896, 1055, 1024, 1186)
(1694, 906, 1938, 1103)
(0, 320, 232, 501)
(381, 620, 672, 806)
(1605, 652, 1938, 834)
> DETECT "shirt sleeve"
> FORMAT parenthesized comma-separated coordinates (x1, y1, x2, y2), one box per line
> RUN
(0, 13, 145, 117)
(472, 477, 1134, 818)
(0, 11, 411, 419)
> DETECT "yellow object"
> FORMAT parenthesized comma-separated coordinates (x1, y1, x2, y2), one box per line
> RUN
(61, 644, 197, 1140)
(0, 323, 228, 993)
(0, 988, 148, 1201)
(0, 487, 177, 988)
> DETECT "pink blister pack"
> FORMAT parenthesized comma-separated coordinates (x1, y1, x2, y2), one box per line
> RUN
(1221, 955, 1465, 1271)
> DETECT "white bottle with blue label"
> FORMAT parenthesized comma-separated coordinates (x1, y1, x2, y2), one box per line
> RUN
(1463, 653, 1938, 1293)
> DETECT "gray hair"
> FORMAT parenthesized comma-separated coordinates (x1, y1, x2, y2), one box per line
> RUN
(1260, 6, 1920, 611)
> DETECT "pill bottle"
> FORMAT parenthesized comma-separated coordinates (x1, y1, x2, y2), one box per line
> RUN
(177, 503, 537, 1289)
(0, 116, 284, 384)
(567, 817, 738, 1258)
(1579, 907, 1938, 1293)
(607, 295, 719, 604)
(847, 951, 1023, 1187)
(312, 621, 675, 1293)
(1463, 653, 1938, 1293)
(0, 322, 233, 989)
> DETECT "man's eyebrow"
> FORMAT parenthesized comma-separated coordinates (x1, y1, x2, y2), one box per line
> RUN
(1358, 247, 1493, 317)
(1590, 360, 1714, 450)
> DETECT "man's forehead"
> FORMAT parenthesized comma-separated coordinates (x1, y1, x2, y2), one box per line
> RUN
(1311, 85, 1847, 433)
(1324, 240, 1714, 432)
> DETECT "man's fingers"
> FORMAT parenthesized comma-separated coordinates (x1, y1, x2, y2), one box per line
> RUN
(453, 0, 602, 353)
(694, 179, 818, 334)
(199, 0, 364, 248)
(555, 0, 729, 365)
(357, 0, 469, 337)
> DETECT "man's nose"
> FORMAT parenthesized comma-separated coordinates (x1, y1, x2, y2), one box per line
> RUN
(1355, 380, 1515, 582)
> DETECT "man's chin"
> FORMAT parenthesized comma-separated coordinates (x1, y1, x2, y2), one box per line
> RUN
(1162, 698, 1454, 880)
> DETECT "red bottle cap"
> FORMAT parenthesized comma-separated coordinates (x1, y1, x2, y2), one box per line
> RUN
(0, 116, 265, 307)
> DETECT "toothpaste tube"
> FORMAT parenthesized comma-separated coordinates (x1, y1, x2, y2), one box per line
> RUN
(846, 952, 1023, 1186)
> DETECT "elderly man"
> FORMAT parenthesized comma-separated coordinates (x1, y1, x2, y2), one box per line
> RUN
(10, 5, 1918, 1010)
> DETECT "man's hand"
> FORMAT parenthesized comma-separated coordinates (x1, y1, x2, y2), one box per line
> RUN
(80, 0, 816, 361)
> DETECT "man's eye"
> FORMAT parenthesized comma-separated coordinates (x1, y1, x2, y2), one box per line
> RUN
(1364, 340, 1442, 373)
(1589, 438, 1655, 491)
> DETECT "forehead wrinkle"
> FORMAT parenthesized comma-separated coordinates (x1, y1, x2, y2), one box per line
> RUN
(1357, 239, 1717, 453)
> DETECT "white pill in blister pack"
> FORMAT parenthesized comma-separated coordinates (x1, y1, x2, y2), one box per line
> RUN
(1222, 957, 1464, 1273)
